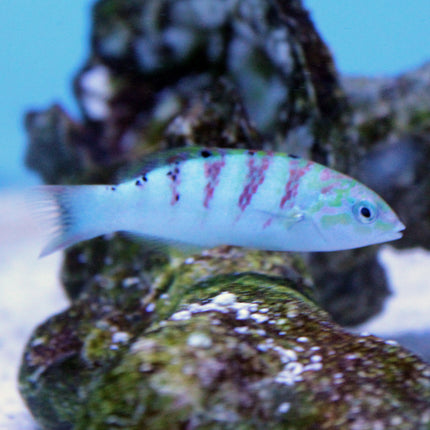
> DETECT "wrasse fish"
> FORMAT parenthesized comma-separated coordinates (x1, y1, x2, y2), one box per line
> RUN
(34, 147, 405, 257)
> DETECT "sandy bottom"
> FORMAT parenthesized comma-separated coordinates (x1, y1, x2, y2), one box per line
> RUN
(0, 190, 66, 429)
(1, 189, 429, 429)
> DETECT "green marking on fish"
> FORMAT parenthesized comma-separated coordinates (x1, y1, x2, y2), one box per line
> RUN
(320, 213, 354, 228)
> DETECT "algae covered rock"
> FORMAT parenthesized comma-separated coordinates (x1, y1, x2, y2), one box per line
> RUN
(83, 280, 430, 430)
(81, 0, 350, 166)
(19, 255, 430, 429)
(19, 0, 430, 429)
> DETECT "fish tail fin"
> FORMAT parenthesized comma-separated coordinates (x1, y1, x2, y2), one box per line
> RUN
(30, 185, 115, 257)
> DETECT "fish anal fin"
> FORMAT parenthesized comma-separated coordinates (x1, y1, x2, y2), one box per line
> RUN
(121, 232, 205, 257)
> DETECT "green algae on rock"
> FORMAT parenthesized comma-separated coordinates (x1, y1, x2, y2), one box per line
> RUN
(19, 0, 430, 429)
(18, 247, 310, 430)
(19, 263, 430, 429)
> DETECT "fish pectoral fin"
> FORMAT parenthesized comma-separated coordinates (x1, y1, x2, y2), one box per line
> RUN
(253, 207, 306, 229)
(283, 209, 306, 230)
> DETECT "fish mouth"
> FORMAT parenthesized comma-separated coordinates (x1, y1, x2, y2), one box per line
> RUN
(396, 221, 406, 236)
(381, 221, 405, 241)
(391, 231, 404, 240)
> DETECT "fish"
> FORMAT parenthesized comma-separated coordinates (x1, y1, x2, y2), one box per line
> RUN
(32, 147, 405, 257)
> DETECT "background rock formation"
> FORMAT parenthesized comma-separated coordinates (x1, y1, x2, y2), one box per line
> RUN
(20, 0, 430, 428)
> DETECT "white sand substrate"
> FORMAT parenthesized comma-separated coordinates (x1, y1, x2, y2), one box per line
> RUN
(0, 189, 429, 429)
(0, 190, 66, 429)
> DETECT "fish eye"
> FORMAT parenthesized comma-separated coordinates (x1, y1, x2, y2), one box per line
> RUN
(353, 201, 378, 224)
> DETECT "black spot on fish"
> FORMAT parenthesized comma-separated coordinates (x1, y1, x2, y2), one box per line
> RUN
(176, 194, 180, 202)
(135, 179, 142, 186)
(247, 150, 256, 156)
(142, 175, 148, 182)
(201, 149, 212, 158)
(288, 153, 300, 159)
(111, 186, 116, 191)
(167, 167, 180, 182)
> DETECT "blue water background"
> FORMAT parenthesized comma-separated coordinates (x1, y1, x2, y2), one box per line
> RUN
(0, 0, 429, 188)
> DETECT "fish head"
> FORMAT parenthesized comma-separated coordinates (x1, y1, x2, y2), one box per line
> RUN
(310, 177, 405, 251)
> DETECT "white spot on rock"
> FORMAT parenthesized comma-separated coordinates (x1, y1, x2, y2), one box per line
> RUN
(187, 332, 212, 349)
(122, 277, 140, 288)
(257, 343, 270, 352)
(389, 416, 403, 426)
(250, 313, 269, 324)
(273, 346, 297, 363)
(345, 353, 358, 360)
(236, 307, 250, 320)
(275, 361, 304, 386)
(170, 310, 191, 321)
(31, 337, 46, 347)
(146, 303, 156, 313)
(111, 331, 130, 344)
(277, 402, 291, 414)
(286, 309, 298, 318)
(212, 292, 236, 306)
(303, 362, 323, 372)
(80, 65, 112, 120)
(234, 326, 249, 334)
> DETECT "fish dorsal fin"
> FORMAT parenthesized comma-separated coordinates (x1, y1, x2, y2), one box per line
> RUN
(118, 147, 230, 182)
